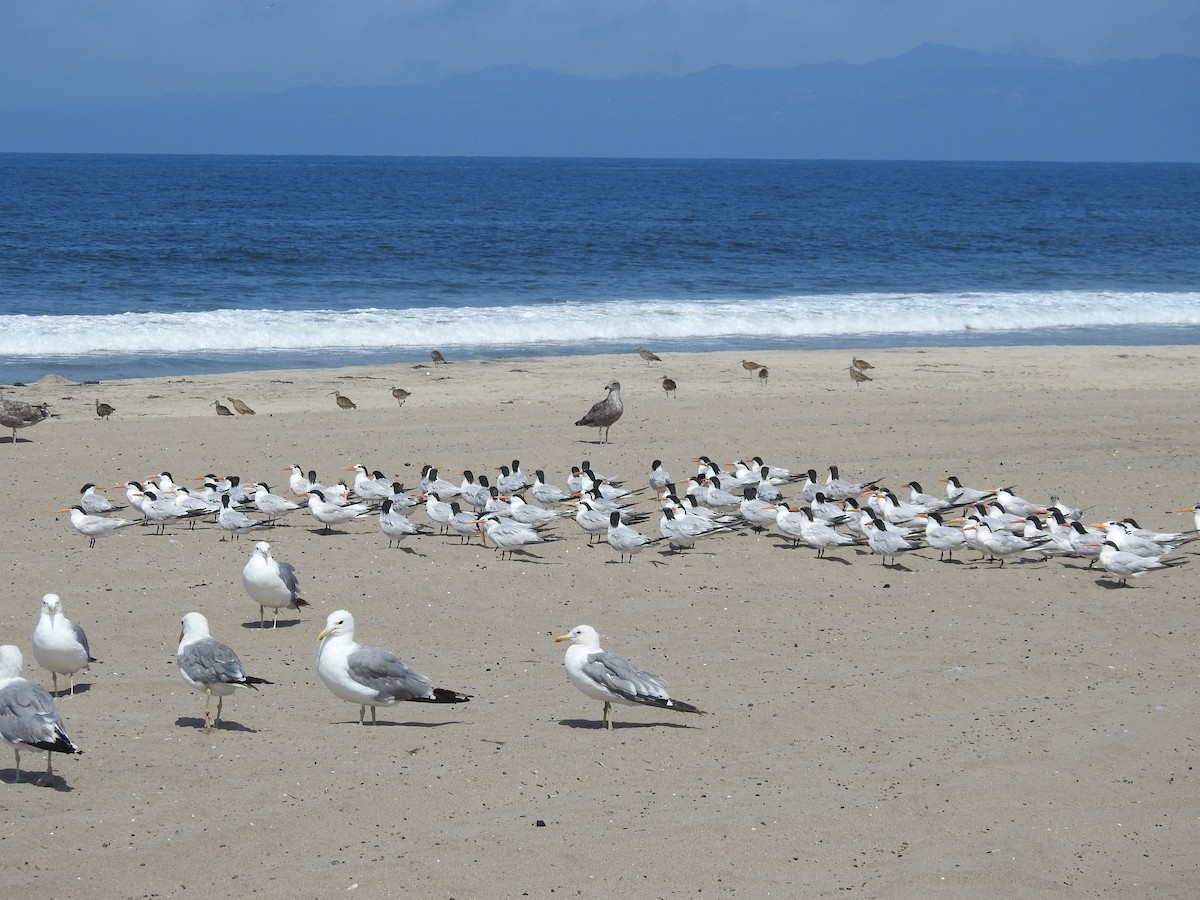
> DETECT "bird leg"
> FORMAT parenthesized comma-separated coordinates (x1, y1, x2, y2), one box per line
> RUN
(9, 748, 21, 783)
(203, 687, 215, 729)
(358, 704, 367, 725)
(603, 701, 613, 731)
(215, 695, 224, 726)
(51, 672, 60, 696)
(35, 752, 55, 788)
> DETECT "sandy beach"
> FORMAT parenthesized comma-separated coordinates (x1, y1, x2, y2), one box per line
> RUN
(1, 345, 1199, 898)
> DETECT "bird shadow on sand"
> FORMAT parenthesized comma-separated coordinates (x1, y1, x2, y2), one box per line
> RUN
(385, 546, 426, 557)
(1096, 578, 1136, 590)
(330, 718, 468, 728)
(490, 553, 555, 565)
(175, 716, 258, 733)
(306, 528, 359, 537)
(558, 718, 696, 730)
(52, 682, 95, 697)
(604, 558, 669, 567)
(240, 619, 304, 630)
(0, 769, 75, 791)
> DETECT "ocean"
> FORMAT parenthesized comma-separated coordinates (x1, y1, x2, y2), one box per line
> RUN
(1, 154, 1198, 383)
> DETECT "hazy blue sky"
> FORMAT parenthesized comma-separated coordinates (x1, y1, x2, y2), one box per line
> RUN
(3, 1, 1197, 112)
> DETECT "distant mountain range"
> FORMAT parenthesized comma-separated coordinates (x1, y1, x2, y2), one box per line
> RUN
(3, 45, 1197, 161)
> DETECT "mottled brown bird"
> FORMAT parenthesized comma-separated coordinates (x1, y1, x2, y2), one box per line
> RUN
(431, 350, 447, 365)
(575, 381, 623, 444)
(852, 357, 874, 371)
(758, 367, 769, 387)
(227, 397, 256, 415)
(660, 376, 677, 398)
(848, 366, 873, 385)
(637, 348, 662, 366)
(95, 399, 116, 419)
(0, 397, 52, 443)
(391, 387, 411, 407)
(328, 390, 357, 410)
(212, 400, 234, 416)
(740, 359, 764, 375)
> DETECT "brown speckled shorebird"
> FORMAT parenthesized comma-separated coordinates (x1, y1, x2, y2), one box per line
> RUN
(740, 359, 764, 375)
(95, 399, 116, 419)
(660, 376, 677, 398)
(637, 348, 662, 366)
(391, 387, 411, 407)
(227, 397, 256, 415)
(848, 366, 872, 386)
(329, 391, 357, 410)
(212, 400, 234, 416)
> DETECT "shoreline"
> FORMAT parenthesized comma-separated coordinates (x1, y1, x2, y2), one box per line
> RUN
(2, 344, 1199, 897)
(4, 323, 1200, 386)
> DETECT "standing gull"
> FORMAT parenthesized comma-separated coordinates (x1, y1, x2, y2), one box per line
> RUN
(176, 612, 271, 729)
(0, 645, 82, 785)
(554, 625, 705, 730)
(0, 397, 52, 443)
(316, 610, 470, 724)
(575, 380, 624, 444)
(31, 594, 96, 696)
(241, 541, 308, 628)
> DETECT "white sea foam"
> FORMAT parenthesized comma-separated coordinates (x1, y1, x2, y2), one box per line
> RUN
(4, 291, 1199, 358)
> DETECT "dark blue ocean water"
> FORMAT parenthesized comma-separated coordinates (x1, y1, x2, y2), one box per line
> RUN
(1, 154, 1198, 382)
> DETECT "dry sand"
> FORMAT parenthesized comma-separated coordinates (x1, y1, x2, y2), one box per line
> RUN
(1, 346, 1199, 898)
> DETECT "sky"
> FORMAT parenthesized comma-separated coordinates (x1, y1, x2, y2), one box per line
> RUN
(2, 0, 1198, 113)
